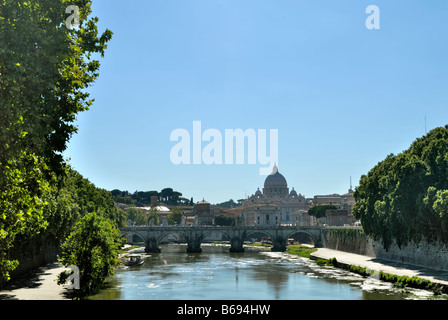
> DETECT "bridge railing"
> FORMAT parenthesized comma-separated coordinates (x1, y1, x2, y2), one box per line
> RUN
(120, 225, 331, 231)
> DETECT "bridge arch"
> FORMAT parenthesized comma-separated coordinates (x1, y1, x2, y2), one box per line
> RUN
(120, 226, 326, 253)
(244, 230, 275, 243)
(157, 231, 182, 244)
(286, 230, 317, 247)
(122, 231, 146, 244)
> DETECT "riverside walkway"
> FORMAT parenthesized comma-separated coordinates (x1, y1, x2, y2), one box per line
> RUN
(0, 262, 69, 300)
(311, 248, 448, 287)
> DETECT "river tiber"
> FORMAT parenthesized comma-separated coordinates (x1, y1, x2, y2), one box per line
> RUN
(87, 167, 448, 300)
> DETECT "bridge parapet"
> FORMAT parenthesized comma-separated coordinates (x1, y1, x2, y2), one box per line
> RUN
(120, 225, 326, 253)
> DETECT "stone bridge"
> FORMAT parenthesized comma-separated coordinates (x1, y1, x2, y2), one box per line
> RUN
(120, 225, 327, 253)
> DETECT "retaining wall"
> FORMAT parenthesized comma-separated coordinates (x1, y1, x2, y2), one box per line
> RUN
(324, 228, 448, 271)
(0, 243, 60, 289)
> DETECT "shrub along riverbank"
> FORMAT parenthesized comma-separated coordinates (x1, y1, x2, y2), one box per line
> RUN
(323, 257, 446, 295)
(285, 245, 317, 258)
(286, 245, 447, 295)
(348, 264, 447, 295)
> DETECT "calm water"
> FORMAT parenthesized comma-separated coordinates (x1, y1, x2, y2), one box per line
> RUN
(90, 244, 441, 300)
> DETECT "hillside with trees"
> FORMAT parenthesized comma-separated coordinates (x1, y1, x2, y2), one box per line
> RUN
(214, 199, 241, 208)
(353, 125, 448, 249)
(111, 188, 193, 207)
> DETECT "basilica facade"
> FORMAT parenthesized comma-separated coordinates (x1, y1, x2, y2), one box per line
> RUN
(239, 165, 315, 226)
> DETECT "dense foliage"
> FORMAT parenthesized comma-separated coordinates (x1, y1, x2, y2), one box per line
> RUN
(214, 214, 235, 226)
(214, 199, 241, 208)
(285, 245, 317, 258)
(0, 0, 124, 297)
(347, 265, 445, 294)
(111, 188, 193, 206)
(167, 207, 183, 225)
(9, 168, 125, 260)
(308, 205, 337, 219)
(353, 126, 448, 249)
(58, 212, 125, 298)
(125, 207, 148, 226)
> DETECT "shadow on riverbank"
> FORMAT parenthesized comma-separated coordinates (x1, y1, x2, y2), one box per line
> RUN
(0, 262, 70, 300)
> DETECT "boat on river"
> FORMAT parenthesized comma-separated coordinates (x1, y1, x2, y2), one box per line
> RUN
(124, 254, 144, 266)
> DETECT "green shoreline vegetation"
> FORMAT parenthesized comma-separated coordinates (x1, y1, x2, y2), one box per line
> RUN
(284, 245, 447, 296)
(286, 244, 317, 258)
(307, 254, 447, 296)
(349, 265, 447, 295)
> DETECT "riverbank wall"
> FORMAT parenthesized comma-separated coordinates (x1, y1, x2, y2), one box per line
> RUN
(323, 227, 448, 271)
(0, 243, 60, 289)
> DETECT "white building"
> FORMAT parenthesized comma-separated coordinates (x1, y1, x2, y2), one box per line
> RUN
(240, 165, 313, 226)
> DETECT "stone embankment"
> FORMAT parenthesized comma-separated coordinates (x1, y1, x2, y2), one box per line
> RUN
(320, 228, 448, 289)
(310, 248, 448, 288)
(324, 227, 448, 272)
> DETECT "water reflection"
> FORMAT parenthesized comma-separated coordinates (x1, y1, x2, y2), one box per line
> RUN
(89, 244, 444, 300)
(250, 263, 289, 299)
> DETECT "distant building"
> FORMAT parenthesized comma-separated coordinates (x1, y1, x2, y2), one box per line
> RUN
(313, 188, 355, 212)
(194, 199, 213, 225)
(236, 165, 313, 226)
(325, 209, 349, 226)
(135, 205, 171, 226)
(313, 188, 356, 226)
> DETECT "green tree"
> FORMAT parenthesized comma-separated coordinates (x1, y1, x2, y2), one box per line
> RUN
(41, 169, 126, 245)
(0, 0, 112, 281)
(1, 0, 112, 172)
(58, 212, 124, 298)
(214, 214, 235, 226)
(167, 207, 183, 225)
(147, 207, 160, 226)
(353, 125, 448, 248)
(214, 199, 240, 208)
(5, 166, 126, 282)
(126, 207, 147, 226)
(160, 188, 174, 204)
(0, 153, 53, 280)
(308, 205, 337, 219)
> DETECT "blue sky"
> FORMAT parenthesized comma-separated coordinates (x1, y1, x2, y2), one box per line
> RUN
(64, 0, 448, 204)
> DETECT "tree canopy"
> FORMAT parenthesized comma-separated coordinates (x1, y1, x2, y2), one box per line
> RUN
(214, 214, 235, 226)
(0, 0, 118, 286)
(308, 205, 337, 219)
(111, 188, 193, 206)
(353, 126, 448, 249)
(58, 212, 124, 298)
(167, 207, 183, 225)
(214, 199, 241, 208)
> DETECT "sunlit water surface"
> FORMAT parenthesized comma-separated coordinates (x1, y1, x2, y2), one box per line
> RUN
(90, 244, 445, 300)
